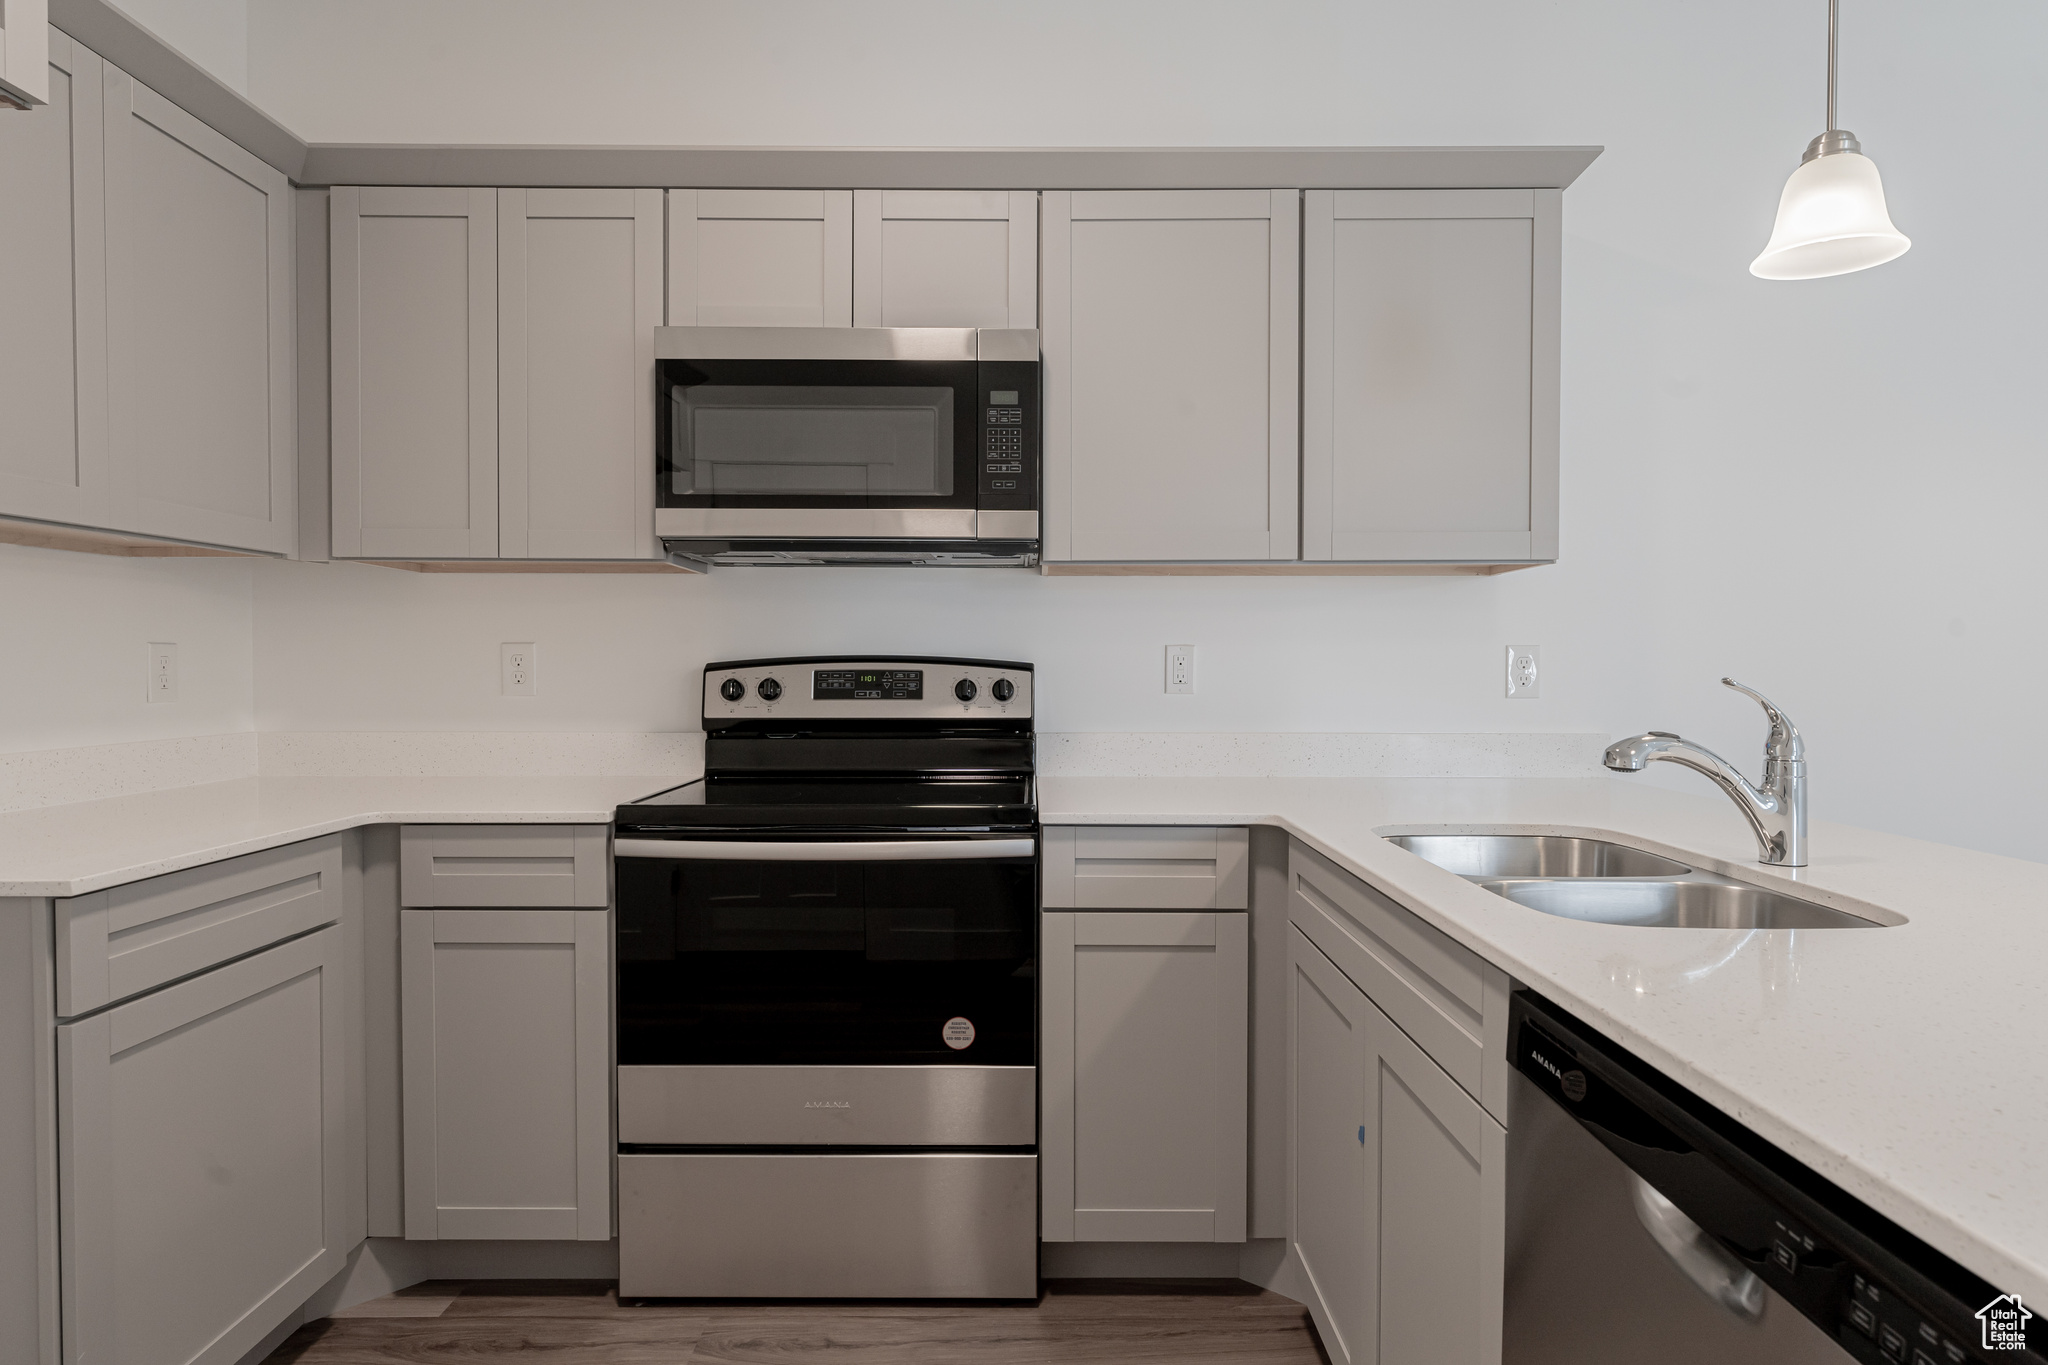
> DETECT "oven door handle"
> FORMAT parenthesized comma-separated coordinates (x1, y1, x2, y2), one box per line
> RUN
(614, 837, 1036, 862)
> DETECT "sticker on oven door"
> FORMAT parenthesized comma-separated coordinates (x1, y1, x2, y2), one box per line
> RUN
(942, 1017, 976, 1050)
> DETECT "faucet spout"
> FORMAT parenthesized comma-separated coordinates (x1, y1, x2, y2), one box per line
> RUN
(1604, 682, 1808, 867)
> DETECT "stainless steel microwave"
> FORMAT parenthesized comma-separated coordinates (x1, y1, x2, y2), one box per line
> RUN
(654, 327, 1040, 568)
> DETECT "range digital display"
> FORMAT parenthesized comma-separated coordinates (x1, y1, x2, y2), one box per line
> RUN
(813, 668, 924, 700)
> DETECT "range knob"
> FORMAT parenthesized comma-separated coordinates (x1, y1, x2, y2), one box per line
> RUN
(719, 677, 745, 702)
(954, 678, 979, 702)
(992, 678, 1016, 702)
(757, 677, 782, 701)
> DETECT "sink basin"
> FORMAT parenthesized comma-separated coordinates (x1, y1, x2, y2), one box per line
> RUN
(1478, 877, 1882, 930)
(1388, 835, 1692, 879)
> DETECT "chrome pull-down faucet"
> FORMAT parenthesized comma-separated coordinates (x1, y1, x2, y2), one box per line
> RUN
(1603, 679, 1808, 867)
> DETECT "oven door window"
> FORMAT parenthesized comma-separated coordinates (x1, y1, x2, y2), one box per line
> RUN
(616, 853, 1035, 1066)
(659, 359, 978, 508)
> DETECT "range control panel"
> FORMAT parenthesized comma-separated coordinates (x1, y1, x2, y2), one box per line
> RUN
(703, 658, 1033, 721)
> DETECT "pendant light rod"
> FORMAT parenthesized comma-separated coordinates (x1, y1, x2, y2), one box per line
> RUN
(1827, 0, 1839, 133)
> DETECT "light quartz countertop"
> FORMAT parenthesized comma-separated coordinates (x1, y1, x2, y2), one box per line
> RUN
(0, 773, 687, 898)
(1039, 774, 2048, 1310)
(0, 765, 2039, 1308)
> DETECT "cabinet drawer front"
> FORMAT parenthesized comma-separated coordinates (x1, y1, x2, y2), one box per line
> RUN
(1042, 826, 1248, 909)
(1288, 838, 1486, 1096)
(55, 834, 344, 1017)
(400, 824, 608, 906)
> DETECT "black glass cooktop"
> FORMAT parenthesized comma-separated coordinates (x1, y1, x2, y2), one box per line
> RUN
(617, 777, 1036, 834)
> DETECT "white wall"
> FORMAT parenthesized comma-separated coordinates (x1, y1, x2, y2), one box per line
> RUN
(0, 546, 255, 753)
(222, 0, 2047, 863)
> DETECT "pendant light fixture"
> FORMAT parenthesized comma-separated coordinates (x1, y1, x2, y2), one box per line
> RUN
(1750, 0, 1910, 280)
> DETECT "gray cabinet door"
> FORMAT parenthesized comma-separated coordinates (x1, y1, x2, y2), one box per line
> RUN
(57, 926, 349, 1365)
(1042, 188, 1300, 563)
(0, 31, 107, 529)
(330, 185, 498, 559)
(1290, 925, 1373, 1365)
(101, 65, 295, 554)
(1289, 926, 1507, 1365)
(401, 908, 610, 1240)
(498, 187, 663, 560)
(1303, 189, 1561, 564)
(852, 190, 1037, 328)
(1041, 909, 1248, 1242)
(667, 188, 852, 327)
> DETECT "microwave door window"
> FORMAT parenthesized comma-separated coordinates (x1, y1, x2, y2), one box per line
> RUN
(674, 386, 954, 498)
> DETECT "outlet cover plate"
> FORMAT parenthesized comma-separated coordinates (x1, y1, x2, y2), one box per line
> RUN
(146, 642, 177, 704)
(502, 642, 537, 697)
(1166, 644, 1195, 695)
(1506, 645, 1540, 699)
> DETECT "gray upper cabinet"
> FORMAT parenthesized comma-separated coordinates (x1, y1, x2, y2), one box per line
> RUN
(0, 0, 49, 108)
(0, 30, 105, 529)
(1303, 189, 1560, 565)
(667, 188, 853, 327)
(0, 38, 292, 555)
(497, 187, 662, 559)
(1042, 189, 1300, 563)
(852, 190, 1037, 328)
(330, 186, 499, 559)
(101, 65, 295, 555)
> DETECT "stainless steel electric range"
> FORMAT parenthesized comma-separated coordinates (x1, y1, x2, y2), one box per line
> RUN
(611, 656, 1038, 1300)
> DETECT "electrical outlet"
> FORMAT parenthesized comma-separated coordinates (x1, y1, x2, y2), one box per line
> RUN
(501, 642, 537, 697)
(1506, 645, 1541, 699)
(146, 642, 178, 704)
(1166, 644, 1196, 695)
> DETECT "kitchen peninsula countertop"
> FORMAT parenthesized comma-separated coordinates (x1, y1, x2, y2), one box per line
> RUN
(1039, 775, 2048, 1311)
(0, 767, 2039, 1309)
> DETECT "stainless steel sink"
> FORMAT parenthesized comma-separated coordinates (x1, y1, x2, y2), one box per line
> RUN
(1478, 877, 1881, 930)
(1388, 834, 1692, 879)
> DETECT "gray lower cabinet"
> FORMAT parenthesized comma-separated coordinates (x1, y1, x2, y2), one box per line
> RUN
(1290, 926, 1506, 1365)
(1041, 908, 1249, 1242)
(400, 907, 610, 1239)
(57, 925, 351, 1365)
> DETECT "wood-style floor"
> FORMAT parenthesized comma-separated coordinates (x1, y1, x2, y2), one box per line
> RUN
(264, 1278, 1332, 1363)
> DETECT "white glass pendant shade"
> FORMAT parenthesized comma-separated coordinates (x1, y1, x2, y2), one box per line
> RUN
(1750, 149, 1910, 280)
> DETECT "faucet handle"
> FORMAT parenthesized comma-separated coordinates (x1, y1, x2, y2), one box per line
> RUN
(1721, 678, 1803, 763)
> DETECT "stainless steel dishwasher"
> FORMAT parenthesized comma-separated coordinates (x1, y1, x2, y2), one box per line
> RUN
(1504, 990, 2043, 1365)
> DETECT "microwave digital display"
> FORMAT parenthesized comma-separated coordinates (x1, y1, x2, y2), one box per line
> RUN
(814, 669, 924, 700)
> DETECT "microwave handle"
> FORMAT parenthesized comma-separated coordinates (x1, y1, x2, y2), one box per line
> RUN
(614, 837, 1036, 862)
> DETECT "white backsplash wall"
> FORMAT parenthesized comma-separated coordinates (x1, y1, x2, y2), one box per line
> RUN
(0, 545, 257, 756)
